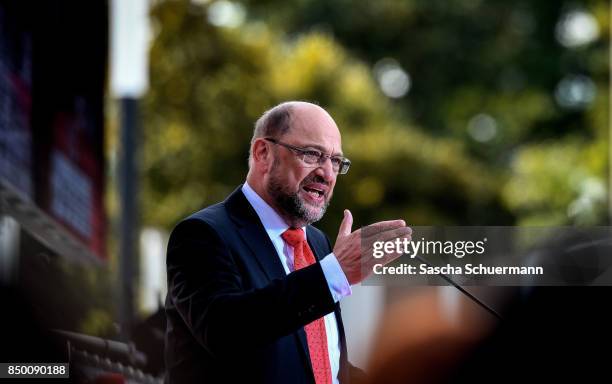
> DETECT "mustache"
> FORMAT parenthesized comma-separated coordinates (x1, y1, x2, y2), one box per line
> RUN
(300, 175, 329, 187)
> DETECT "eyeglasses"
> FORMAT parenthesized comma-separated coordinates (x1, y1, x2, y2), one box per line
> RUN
(264, 137, 351, 175)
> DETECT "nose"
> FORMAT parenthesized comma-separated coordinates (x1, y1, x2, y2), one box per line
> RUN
(316, 156, 336, 182)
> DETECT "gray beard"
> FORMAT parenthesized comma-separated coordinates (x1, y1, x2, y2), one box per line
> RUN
(267, 162, 329, 226)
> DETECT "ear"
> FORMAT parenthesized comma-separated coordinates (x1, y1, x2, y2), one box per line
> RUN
(251, 138, 272, 172)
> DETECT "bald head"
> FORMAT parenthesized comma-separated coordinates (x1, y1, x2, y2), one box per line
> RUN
(249, 101, 338, 167)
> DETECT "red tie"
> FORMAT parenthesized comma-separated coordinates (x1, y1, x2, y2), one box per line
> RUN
(282, 228, 332, 384)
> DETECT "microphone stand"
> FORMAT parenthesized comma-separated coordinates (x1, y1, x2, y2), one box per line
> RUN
(412, 254, 503, 320)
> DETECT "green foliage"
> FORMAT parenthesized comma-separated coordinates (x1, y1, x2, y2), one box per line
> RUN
(144, 1, 275, 227)
(143, 0, 609, 233)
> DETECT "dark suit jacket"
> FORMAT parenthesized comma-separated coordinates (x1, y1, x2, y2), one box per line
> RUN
(165, 186, 353, 383)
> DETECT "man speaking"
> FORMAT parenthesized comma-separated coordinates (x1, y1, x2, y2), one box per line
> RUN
(165, 101, 411, 383)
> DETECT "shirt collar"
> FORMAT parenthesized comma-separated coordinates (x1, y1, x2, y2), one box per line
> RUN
(241, 182, 307, 240)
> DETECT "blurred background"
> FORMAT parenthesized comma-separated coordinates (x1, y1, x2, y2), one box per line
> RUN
(0, 0, 609, 382)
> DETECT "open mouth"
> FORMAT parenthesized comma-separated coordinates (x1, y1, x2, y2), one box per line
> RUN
(302, 186, 325, 199)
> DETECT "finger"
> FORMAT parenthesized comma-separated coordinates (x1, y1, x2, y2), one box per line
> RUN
(363, 225, 412, 243)
(363, 227, 412, 255)
(362, 220, 407, 237)
(338, 209, 353, 237)
(378, 226, 412, 242)
(366, 234, 412, 266)
(381, 247, 406, 264)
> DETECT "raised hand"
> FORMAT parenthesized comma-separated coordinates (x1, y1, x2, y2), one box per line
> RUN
(333, 209, 412, 285)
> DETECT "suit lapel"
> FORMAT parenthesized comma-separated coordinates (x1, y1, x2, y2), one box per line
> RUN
(226, 189, 346, 382)
(306, 226, 327, 262)
(224, 186, 287, 281)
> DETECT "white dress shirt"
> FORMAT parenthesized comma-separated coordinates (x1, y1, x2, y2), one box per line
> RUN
(241, 182, 352, 384)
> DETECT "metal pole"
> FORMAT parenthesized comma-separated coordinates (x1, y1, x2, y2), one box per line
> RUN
(118, 97, 139, 341)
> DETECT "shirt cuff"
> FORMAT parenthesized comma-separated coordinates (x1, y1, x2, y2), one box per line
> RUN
(320, 253, 352, 303)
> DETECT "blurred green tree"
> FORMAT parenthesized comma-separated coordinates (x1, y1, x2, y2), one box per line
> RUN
(142, 0, 510, 236)
(143, 0, 608, 233)
(240, 0, 610, 225)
